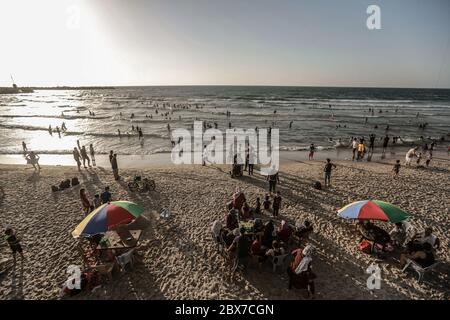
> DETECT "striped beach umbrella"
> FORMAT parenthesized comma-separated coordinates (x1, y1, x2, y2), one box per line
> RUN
(337, 200, 410, 224)
(72, 201, 144, 238)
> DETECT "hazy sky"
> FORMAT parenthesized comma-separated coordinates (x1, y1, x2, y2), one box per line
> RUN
(1, 0, 449, 87)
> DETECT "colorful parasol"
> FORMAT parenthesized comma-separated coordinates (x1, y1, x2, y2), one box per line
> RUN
(337, 200, 410, 223)
(72, 201, 144, 238)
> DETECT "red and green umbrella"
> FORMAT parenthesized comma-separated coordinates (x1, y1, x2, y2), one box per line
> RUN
(72, 201, 144, 238)
(337, 200, 410, 223)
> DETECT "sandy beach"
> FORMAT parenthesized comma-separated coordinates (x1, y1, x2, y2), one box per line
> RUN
(0, 157, 449, 300)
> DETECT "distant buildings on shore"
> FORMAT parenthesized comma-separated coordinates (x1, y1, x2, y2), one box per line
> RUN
(0, 86, 114, 94)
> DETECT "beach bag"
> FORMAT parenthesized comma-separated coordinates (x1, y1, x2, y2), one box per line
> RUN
(359, 240, 372, 254)
(71, 177, 80, 186)
(313, 181, 322, 190)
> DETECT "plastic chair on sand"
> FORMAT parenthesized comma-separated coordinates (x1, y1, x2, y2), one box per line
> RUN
(116, 249, 136, 271)
(402, 259, 440, 282)
(92, 263, 115, 281)
(271, 253, 290, 273)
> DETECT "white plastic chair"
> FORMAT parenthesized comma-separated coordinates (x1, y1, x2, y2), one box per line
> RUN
(116, 249, 136, 271)
(271, 253, 290, 273)
(402, 259, 440, 282)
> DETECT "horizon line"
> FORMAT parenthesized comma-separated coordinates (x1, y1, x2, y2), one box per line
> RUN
(3, 84, 450, 90)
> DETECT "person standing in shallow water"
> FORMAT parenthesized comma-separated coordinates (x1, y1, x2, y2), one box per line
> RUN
(392, 160, 401, 178)
(308, 143, 316, 160)
(21, 141, 27, 155)
(369, 134, 376, 152)
(382, 135, 390, 154)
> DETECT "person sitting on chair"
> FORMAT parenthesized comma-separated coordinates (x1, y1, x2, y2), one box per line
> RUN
(400, 242, 435, 269)
(277, 220, 292, 243)
(295, 220, 313, 241)
(266, 240, 285, 257)
(389, 222, 408, 248)
(407, 227, 440, 253)
(227, 227, 251, 276)
(240, 201, 251, 220)
(261, 220, 275, 247)
(226, 210, 239, 230)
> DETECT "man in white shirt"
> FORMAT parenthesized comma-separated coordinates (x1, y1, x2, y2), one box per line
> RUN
(351, 138, 358, 161)
(211, 219, 222, 240)
(405, 147, 418, 166)
(408, 227, 440, 252)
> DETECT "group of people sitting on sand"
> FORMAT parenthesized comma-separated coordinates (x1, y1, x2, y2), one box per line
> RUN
(211, 188, 317, 298)
(357, 220, 440, 270)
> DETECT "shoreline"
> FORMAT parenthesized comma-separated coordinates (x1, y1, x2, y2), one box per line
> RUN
(1, 149, 448, 169)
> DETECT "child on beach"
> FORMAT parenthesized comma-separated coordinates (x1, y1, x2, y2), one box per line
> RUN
(351, 138, 358, 160)
(426, 153, 432, 167)
(324, 158, 336, 187)
(4, 228, 24, 261)
(101, 186, 112, 204)
(93, 194, 101, 208)
(392, 160, 401, 178)
(416, 152, 422, 166)
(80, 188, 91, 215)
(263, 194, 271, 211)
(272, 191, 282, 217)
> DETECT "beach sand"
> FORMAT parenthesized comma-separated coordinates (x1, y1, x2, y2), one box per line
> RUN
(0, 158, 449, 300)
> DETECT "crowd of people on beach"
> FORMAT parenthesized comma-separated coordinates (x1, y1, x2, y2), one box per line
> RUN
(212, 187, 317, 298)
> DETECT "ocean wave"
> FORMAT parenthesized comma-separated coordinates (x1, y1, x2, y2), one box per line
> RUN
(0, 114, 110, 120)
(0, 123, 169, 139)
